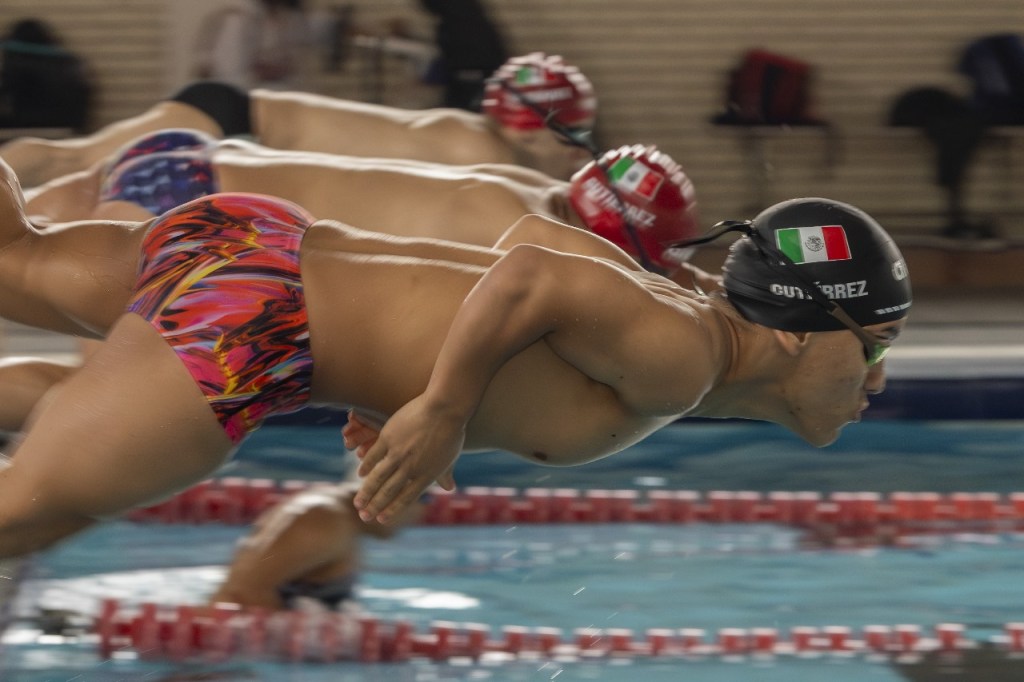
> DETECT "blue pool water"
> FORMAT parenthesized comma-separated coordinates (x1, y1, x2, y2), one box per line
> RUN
(3, 419, 1024, 681)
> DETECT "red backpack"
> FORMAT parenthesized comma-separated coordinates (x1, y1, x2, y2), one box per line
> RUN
(714, 49, 823, 126)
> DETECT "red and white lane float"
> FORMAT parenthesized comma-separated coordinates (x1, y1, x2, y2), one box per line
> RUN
(127, 477, 1024, 539)
(92, 598, 1024, 664)
(94, 478, 1024, 664)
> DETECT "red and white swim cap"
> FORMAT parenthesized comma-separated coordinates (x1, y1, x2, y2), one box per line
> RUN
(568, 145, 701, 269)
(482, 52, 597, 131)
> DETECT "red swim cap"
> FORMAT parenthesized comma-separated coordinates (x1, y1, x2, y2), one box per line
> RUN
(568, 145, 701, 269)
(482, 52, 596, 131)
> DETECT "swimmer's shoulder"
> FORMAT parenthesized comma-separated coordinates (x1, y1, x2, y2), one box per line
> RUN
(631, 271, 730, 337)
(407, 110, 514, 164)
(409, 106, 489, 131)
(251, 90, 424, 137)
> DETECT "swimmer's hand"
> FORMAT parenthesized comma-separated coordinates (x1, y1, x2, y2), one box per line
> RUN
(342, 410, 380, 457)
(353, 396, 461, 524)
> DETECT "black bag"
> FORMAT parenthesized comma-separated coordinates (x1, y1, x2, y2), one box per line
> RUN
(0, 19, 93, 131)
(959, 33, 1024, 126)
(889, 87, 987, 190)
(419, 0, 508, 111)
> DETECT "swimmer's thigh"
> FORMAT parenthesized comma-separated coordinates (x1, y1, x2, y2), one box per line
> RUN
(7, 313, 233, 520)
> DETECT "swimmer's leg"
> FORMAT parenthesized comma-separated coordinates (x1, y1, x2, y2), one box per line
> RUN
(0, 160, 144, 335)
(22, 164, 105, 226)
(0, 99, 226, 188)
(0, 157, 33, 243)
(0, 314, 233, 558)
(0, 358, 80, 434)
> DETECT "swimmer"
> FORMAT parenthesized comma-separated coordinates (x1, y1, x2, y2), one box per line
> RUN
(0, 357, 79, 436)
(1, 52, 596, 187)
(0, 363, 412, 614)
(0, 136, 708, 448)
(23, 130, 710, 288)
(0, 159, 911, 555)
(5, 132, 710, 423)
(208, 480, 428, 612)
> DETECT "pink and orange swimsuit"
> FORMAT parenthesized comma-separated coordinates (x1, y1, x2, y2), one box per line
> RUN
(127, 193, 316, 444)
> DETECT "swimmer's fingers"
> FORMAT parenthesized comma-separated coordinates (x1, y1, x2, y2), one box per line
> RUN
(374, 470, 443, 525)
(355, 441, 460, 524)
(353, 399, 465, 524)
(354, 430, 390, 480)
(353, 446, 429, 524)
(342, 412, 380, 453)
(342, 410, 379, 446)
(437, 464, 456, 491)
(377, 461, 460, 524)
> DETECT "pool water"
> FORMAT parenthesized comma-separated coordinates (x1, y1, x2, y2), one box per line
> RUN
(3, 420, 1024, 681)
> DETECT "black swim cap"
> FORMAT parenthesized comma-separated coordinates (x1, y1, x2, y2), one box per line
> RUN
(719, 198, 912, 332)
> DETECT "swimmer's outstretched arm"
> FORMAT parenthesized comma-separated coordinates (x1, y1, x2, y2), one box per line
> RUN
(497, 214, 724, 296)
(494, 214, 644, 271)
(354, 245, 704, 524)
(353, 246, 623, 523)
(312, 219, 499, 267)
(342, 217, 652, 459)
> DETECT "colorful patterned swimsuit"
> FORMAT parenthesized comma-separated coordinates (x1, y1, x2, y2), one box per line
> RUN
(126, 193, 316, 444)
(99, 129, 220, 216)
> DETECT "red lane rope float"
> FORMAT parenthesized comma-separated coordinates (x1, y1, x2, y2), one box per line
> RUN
(92, 598, 1024, 664)
(126, 478, 1024, 536)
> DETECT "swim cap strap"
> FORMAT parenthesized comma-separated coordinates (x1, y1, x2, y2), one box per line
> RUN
(674, 219, 863, 322)
(487, 77, 599, 154)
(671, 219, 754, 247)
(591, 160, 658, 272)
(743, 226, 857, 319)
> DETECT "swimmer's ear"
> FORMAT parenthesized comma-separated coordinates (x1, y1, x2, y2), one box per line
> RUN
(771, 329, 811, 359)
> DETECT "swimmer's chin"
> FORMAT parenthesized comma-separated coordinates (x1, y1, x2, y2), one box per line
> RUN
(790, 425, 843, 448)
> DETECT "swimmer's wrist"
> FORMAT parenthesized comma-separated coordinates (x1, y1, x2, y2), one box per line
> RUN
(419, 389, 477, 426)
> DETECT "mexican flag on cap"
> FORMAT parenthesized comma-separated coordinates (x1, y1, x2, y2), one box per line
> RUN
(515, 66, 548, 85)
(776, 225, 851, 264)
(607, 157, 663, 200)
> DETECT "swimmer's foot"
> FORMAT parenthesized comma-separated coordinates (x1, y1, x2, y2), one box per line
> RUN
(0, 157, 36, 245)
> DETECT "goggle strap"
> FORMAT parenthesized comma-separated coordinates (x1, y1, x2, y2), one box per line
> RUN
(676, 219, 865, 325)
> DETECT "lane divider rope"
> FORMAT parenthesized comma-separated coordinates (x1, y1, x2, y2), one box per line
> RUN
(91, 598, 1024, 664)
(127, 477, 1024, 534)
(98, 479, 1024, 663)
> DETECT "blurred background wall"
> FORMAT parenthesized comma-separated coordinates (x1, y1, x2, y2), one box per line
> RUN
(0, 0, 1022, 239)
